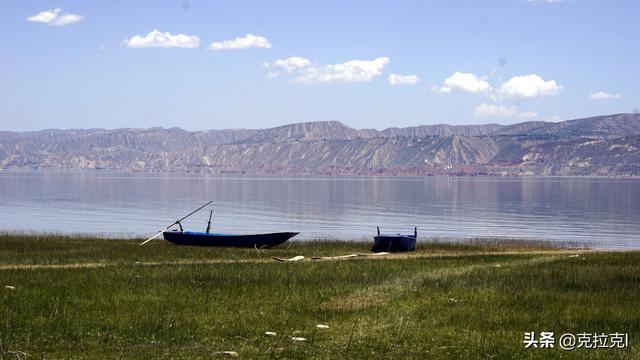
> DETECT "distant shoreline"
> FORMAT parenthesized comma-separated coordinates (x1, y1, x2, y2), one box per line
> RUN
(1, 168, 640, 179)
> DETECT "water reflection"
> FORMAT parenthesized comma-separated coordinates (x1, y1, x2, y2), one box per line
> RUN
(0, 172, 638, 248)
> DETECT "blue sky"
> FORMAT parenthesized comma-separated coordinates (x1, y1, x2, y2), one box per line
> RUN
(1, 0, 638, 131)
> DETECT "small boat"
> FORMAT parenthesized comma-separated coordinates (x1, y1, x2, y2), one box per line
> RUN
(140, 201, 298, 248)
(162, 230, 298, 248)
(372, 226, 417, 253)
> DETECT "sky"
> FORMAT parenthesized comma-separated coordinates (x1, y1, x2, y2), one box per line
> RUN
(1, 0, 638, 131)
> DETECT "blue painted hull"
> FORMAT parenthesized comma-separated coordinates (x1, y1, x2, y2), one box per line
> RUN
(163, 231, 298, 248)
(372, 235, 416, 252)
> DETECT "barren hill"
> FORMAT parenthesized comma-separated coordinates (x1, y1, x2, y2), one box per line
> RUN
(1, 113, 639, 176)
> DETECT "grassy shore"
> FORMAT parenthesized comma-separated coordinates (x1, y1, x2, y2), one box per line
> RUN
(0, 234, 638, 359)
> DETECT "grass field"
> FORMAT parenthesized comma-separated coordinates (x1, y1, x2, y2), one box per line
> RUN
(1, 234, 638, 359)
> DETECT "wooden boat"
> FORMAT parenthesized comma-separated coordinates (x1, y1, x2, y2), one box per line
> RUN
(162, 230, 298, 248)
(140, 201, 298, 248)
(372, 226, 417, 253)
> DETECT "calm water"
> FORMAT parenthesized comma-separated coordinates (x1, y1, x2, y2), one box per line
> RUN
(0, 172, 639, 249)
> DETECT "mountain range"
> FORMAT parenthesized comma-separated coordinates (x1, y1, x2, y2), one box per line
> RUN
(1, 113, 639, 176)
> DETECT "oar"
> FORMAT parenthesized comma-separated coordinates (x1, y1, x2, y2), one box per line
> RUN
(139, 200, 213, 246)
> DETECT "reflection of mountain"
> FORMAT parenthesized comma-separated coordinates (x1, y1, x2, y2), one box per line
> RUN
(1, 113, 639, 176)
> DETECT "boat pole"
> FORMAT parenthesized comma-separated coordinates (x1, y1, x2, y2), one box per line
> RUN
(139, 200, 213, 245)
(206, 210, 213, 234)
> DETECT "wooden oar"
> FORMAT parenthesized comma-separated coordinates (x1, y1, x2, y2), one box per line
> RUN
(139, 200, 213, 246)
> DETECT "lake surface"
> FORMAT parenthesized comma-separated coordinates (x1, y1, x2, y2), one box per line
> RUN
(0, 172, 639, 249)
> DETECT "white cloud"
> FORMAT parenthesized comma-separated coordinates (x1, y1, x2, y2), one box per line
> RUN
(435, 72, 491, 94)
(388, 73, 420, 85)
(27, 8, 60, 23)
(269, 57, 390, 83)
(434, 71, 563, 101)
(298, 57, 390, 83)
(272, 57, 311, 72)
(27, 8, 84, 26)
(589, 91, 622, 100)
(209, 34, 272, 50)
(473, 103, 538, 118)
(498, 74, 563, 98)
(52, 14, 84, 27)
(124, 30, 200, 49)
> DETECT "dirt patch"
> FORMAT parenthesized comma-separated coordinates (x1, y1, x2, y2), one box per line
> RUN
(0, 249, 595, 271)
(0, 262, 109, 270)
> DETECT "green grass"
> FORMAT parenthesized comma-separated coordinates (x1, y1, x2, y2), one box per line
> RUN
(0, 234, 638, 359)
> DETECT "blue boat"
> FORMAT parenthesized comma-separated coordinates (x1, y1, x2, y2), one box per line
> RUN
(162, 230, 298, 248)
(372, 226, 417, 253)
(140, 201, 298, 248)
